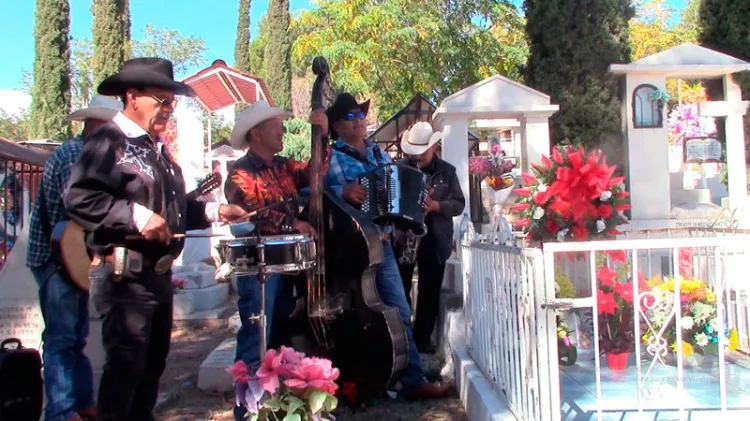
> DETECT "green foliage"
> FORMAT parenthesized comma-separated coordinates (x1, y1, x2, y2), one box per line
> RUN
(524, 0, 634, 149)
(249, 13, 270, 80)
(30, 0, 72, 141)
(235, 0, 252, 115)
(132, 25, 207, 75)
(91, 0, 127, 86)
(292, 0, 527, 120)
(121, 0, 131, 58)
(0, 109, 30, 141)
(280, 118, 311, 161)
(629, 0, 697, 61)
(265, 0, 292, 110)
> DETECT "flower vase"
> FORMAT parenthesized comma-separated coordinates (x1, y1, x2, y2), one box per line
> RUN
(606, 352, 629, 370)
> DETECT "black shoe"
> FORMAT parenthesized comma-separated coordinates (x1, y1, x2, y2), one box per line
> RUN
(416, 342, 437, 354)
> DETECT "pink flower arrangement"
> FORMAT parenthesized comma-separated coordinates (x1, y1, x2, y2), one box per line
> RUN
(227, 346, 339, 420)
(172, 278, 187, 291)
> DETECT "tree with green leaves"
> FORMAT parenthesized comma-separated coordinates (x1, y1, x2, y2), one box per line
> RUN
(292, 0, 527, 120)
(280, 118, 311, 161)
(235, 0, 252, 114)
(249, 13, 269, 81)
(121, 0, 131, 58)
(265, 0, 292, 110)
(524, 0, 634, 149)
(30, 0, 72, 140)
(91, 0, 127, 86)
(0, 110, 30, 141)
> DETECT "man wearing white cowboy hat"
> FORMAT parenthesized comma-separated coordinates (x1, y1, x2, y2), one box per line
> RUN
(63, 57, 248, 421)
(27, 95, 123, 421)
(394, 121, 464, 354)
(223, 99, 328, 421)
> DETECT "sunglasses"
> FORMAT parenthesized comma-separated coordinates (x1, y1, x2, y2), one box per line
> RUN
(344, 111, 366, 121)
(150, 95, 178, 109)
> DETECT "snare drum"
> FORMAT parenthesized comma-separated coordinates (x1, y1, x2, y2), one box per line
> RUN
(220, 234, 316, 275)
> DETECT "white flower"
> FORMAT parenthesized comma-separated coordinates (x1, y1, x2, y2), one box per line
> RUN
(533, 207, 545, 220)
(557, 229, 569, 242)
(694, 332, 709, 347)
(596, 219, 606, 233)
(680, 316, 695, 331)
(537, 183, 548, 192)
(554, 282, 561, 294)
(600, 190, 613, 201)
(708, 317, 718, 332)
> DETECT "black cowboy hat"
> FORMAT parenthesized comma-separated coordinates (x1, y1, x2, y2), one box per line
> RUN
(326, 93, 370, 139)
(97, 57, 196, 97)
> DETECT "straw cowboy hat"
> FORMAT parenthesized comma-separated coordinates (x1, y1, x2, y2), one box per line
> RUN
(400, 121, 442, 156)
(66, 95, 123, 122)
(230, 100, 293, 148)
(97, 57, 196, 97)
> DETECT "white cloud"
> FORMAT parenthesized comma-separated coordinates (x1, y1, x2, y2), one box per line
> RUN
(0, 90, 32, 118)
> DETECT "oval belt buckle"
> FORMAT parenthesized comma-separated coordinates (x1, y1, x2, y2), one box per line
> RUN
(154, 255, 175, 274)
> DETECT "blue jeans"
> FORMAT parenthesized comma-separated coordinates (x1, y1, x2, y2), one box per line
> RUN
(377, 241, 427, 392)
(234, 273, 292, 420)
(31, 262, 94, 421)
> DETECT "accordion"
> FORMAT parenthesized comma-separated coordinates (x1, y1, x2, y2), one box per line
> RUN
(357, 163, 429, 236)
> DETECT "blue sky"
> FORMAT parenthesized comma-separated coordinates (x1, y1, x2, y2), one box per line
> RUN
(0, 0, 315, 90)
(0, 0, 690, 91)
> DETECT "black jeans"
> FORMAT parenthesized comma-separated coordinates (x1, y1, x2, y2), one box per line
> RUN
(395, 243, 446, 346)
(89, 262, 173, 421)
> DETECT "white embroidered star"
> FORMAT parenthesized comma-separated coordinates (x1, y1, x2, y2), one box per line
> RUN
(118, 142, 155, 179)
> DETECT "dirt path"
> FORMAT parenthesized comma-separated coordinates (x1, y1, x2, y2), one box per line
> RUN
(156, 322, 467, 421)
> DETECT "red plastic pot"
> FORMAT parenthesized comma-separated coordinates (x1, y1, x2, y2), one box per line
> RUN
(606, 352, 629, 370)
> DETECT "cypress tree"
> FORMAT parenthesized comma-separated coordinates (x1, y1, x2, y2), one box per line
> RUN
(30, 0, 72, 140)
(235, 0, 252, 114)
(121, 0, 131, 58)
(524, 0, 634, 150)
(92, 0, 126, 87)
(264, 0, 291, 110)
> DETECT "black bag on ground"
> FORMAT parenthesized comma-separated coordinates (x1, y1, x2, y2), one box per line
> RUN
(0, 338, 43, 421)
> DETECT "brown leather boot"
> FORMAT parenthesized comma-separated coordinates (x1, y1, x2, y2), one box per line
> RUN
(401, 381, 456, 400)
(78, 405, 98, 420)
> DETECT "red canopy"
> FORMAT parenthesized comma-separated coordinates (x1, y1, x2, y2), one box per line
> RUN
(181, 59, 274, 112)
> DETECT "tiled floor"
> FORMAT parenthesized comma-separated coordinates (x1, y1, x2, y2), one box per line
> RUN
(560, 352, 750, 420)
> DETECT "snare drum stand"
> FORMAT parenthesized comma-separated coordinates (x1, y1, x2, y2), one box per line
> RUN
(249, 261, 269, 357)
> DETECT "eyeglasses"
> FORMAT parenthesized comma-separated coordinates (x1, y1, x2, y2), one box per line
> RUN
(344, 111, 366, 121)
(150, 95, 178, 109)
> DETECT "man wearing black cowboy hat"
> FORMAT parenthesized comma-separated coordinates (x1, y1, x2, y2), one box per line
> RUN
(324, 93, 453, 400)
(63, 57, 247, 421)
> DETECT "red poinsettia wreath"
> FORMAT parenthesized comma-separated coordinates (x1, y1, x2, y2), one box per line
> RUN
(511, 146, 631, 243)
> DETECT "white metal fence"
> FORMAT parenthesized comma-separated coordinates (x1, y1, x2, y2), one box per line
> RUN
(461, 233, 750, 421)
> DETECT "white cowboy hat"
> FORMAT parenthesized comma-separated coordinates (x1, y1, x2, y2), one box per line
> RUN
(230, 100, 293, 149)
(400, 121, 442, 156)
(67, 95, 123, 122)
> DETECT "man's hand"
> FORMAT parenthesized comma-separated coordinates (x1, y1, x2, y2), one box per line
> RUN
(141, 213, 171, 244)
(423, 195, 440, 214)
(218, 204, 248, 222)
(342, 182, 367, 204)
(309, 109, 328, 134)
(293, 220, 318, 238)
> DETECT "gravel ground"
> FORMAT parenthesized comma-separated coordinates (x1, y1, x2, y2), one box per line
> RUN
(156, 320, 466, 421)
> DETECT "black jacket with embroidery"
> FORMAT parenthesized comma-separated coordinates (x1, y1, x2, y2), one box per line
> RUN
(63, 121, 211, 259)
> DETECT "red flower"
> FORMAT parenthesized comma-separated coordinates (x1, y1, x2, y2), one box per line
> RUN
(571, 223, 589, 240)
(599, 204, 613, 219)
(521, 172, 538, 185)
(533, 191, 548, 205)
(597, 266, 618, 289)
(615, 203, 631, 212)
(540, 154, 552, 168)
(615, 191, 630, 198)
(608, 228, 624, 235)
(597, 290, 618, 315)
(615, 282, 634, 303)
(545, 219, 560, 235)
(514, 187, 532, 197)
(515, 218, 531, 228)
(605, 249, 626, 263)
(552, 148, 564, 164)
(511, 202, 531, 212)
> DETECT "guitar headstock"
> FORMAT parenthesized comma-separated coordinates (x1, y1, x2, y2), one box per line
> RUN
(188, 172, 222, 199)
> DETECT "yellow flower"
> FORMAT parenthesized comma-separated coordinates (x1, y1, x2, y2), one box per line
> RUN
(671, 340, 694, 357)
(706, 290, 717, 304)
(729, 328, 740, 352)
(647, 276, 663, 289)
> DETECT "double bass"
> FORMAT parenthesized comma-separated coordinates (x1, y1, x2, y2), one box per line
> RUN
(292, 57, 409, 404)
